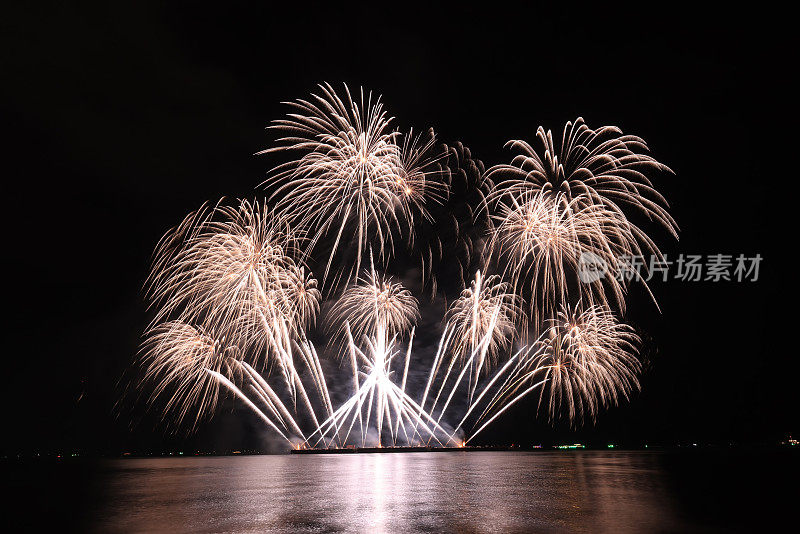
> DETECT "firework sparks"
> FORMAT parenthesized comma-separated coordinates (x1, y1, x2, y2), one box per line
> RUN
(145, 200, 319, 367)
(327, 261, 419, 351)
(261, 83, 446, 289)
(139, 321, 238, 430)
(445, 270, 521, 386)
(530, 303, 641, 424)
(487, 117, 677, 242)
(308, 322, 457, 448)
(487, 118, 677, 315)
(395, 127, 448, 221)
(411, 142, 492, 297)
(446, 304, 640, 442)
(132, 90, 673, 449)
(489, 190, 637, 322)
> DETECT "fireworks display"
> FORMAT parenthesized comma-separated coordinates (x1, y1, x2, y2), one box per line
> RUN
(133, 84, 675, 449)
(260, 83, 445, 290)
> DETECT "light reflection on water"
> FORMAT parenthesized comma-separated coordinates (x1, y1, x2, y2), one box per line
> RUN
(88, 451, 694, 533)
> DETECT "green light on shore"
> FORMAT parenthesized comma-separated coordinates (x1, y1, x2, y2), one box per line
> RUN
(607, 444, 615, 448)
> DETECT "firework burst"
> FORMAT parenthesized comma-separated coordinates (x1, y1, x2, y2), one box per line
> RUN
(139, 321, 239, 430)
(395, 127, 448, 221)
(451, 303, 640, 441)
(486, 118, 677, 312)
(327, 262, 419, 350)
(146, 200, 319, 368)
(262, 83, 446, 289)
(489, 190, 639, 322)
(531, 303, 641, 424)
(487, 117, 677, 240)
(445, 270, 521, 375)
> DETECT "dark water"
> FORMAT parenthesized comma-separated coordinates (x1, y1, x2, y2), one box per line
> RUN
(4, 450, 797, 532)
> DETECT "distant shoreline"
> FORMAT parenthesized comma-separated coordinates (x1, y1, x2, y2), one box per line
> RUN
(291, 445, 501, 454)
(5, 443, 798, 460)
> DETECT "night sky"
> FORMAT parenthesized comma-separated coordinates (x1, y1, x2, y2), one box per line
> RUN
(3, 3, 793, 454)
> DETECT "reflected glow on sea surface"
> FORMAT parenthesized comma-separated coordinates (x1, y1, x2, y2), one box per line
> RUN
(5, 450, 797, 533)
(97, 452, 683, 532)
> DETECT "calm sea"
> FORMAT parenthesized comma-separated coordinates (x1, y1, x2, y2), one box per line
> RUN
(4, 450, 796, 532)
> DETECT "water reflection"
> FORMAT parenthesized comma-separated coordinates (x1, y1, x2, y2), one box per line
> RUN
(82, 452, 704, 533)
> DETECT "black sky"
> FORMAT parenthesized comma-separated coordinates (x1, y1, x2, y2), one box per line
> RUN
(2, 2, 794, 453)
